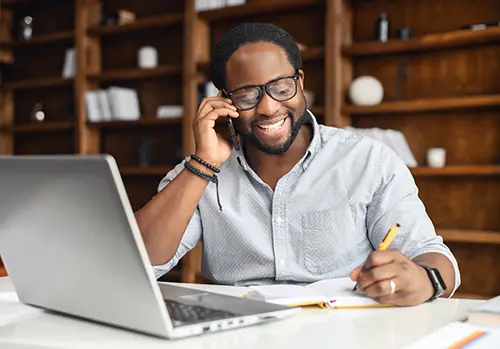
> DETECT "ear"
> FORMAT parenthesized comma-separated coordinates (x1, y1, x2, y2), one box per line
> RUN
(298, 69, 305, 91)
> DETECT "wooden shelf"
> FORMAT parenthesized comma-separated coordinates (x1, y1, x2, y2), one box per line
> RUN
(1, 77, 73, 91)
(452, 292, 489, 300)
(342, 94, 500, 115)
(119, 166, 175, 176)
(88, 13, 183, 36)
(12, 121, 74, 133)
(199, 0, 321, 21)
(87, 65, 182, 83)
(301, 46, 324, 62)
(438, 229, 500, 245)
(4, 31, 74, 46)
(411, 166, 500, 176)
(88, 117, 182, 128)
(343, 26, 500, 57)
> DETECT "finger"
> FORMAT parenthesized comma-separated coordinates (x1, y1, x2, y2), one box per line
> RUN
(350, 265, 363, 281)
(363, 274, 405, 300)
(357, 262, 400, 292)
(363, 249, 399, 270)
(197, 97, 234, 115)
(197, 108, 239, 124)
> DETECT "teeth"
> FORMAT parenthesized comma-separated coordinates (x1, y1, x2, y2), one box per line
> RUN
(258, 119, 285, 130)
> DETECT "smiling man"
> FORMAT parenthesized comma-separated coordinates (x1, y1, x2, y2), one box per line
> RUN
(135, 23, 461, 306)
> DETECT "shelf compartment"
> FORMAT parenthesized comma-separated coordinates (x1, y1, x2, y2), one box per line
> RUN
(88, 117, 182, 128)
(343, 26, 500, 57)
(119, 166, 175, 176)
(87, 65, 182, 83)
(411, 166, 500, 177)
(88, 13, 183, 36)
(343, 94, 500, 115)
(438, 229, 500, 245)
(199, 0, 321, 21)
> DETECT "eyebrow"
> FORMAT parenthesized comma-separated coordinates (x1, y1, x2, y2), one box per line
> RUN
(231, 71, 296, 92)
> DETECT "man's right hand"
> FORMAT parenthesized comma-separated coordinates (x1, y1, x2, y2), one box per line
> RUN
(193, 96, 239, 168)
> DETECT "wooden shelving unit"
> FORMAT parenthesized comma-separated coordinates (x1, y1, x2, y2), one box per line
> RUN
(1, 0, 498, 297)
(340, 0, 500, 298)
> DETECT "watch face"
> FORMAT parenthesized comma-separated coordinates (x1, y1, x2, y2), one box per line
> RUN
(431, 268, 447, 291)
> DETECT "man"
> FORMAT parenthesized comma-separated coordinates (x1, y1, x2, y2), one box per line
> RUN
(135, 23, 460, 306)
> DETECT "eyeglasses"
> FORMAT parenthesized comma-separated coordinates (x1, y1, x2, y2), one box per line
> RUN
(223, 72, 299, 111)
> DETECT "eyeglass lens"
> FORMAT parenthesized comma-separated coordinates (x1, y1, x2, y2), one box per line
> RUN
(231, 76, 297, 110)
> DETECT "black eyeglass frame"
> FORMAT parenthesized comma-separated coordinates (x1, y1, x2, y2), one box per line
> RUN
(222, 71, 300, 111)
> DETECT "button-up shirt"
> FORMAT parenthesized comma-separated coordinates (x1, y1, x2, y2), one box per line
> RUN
(152, 111, 460, 294)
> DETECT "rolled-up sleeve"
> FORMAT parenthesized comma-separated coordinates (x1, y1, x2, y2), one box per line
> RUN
(366, 145, 461, 296)
(151, 159, 202, 279)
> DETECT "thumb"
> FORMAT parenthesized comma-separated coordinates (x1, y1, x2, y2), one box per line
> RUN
(350, 265, 363, 281)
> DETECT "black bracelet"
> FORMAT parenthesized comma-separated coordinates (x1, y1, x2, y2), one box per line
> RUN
(190, 154, 221, 173)
(184, 161, 223, 211)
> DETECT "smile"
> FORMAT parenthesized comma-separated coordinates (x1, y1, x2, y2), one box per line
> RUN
(257, 119, 286, 130)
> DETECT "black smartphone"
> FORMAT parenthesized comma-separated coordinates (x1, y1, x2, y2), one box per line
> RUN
(226, 116, 240, 151)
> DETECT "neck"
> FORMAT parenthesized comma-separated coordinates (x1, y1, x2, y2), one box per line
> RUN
(244, 123, 313, 189)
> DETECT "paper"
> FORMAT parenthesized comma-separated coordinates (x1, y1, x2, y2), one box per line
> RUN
(0, 292, 42, 327)
(403, 322, 500, 349)
(245, 277, 386, 308)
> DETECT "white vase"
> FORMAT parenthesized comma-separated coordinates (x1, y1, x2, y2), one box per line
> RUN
(138, 46, 158, 69)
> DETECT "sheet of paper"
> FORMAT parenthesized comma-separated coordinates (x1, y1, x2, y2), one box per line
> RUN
(0, 292, 43, 327)
(403, 322, 500, 349)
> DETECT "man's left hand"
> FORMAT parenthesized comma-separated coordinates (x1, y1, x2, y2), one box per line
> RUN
(350, 249, 434, 306)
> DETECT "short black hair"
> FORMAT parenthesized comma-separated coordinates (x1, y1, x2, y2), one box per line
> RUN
(209, 22, 302, 91)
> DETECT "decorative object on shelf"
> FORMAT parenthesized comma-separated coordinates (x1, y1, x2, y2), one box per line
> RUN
(19, 16, 33, 41)
(344, 126, 418, 167)
(101, 9, 136, 26)
(427, 148, 446, 168)
(156, 105, 184, 119)
(62, 48, 76, 78)
(30, 103, 45, 123)
(376, 12, 389, 42)
(459, 21, 500, 31)
(85, 87, 140, 122)
(138, 46, 158, 69)
(138, 136, 153, 168)
(304, 90, 315, 109)
(195, 0, 246, 12)
(348, 76, 384, 106)
(397, 27, 412, 40)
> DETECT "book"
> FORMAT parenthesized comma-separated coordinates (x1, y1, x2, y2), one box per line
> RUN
(404, 322, 500, 349)
(468, 295, 500, 327)
(244, 277, 391, 308)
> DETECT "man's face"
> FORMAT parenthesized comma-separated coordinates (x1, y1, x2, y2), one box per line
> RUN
(225, 42, 308, 155)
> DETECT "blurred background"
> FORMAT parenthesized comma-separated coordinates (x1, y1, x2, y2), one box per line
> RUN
(0, 0, 499, 299)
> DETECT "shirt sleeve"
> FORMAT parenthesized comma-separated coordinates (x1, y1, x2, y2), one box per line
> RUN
(366, 144, 461, 297)
(151, 158, 203, 279)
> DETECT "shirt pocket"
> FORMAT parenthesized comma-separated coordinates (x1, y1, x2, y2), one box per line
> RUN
(302, 206, 356, 274)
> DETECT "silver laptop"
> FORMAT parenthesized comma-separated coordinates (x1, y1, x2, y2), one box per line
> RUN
(0, 154, 299, 339)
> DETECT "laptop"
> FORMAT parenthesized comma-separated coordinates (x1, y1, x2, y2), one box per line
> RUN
(0, 154, 299, 339)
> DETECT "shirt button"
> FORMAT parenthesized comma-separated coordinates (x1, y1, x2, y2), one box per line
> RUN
(276, 217, 282, 224)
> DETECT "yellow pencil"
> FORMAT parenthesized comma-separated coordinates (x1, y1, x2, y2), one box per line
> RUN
(353, 224, 400, 291)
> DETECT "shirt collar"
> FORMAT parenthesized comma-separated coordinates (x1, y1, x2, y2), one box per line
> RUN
(235, 109, 321, 172)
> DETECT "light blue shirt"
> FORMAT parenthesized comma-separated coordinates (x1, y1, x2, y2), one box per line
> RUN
(153, 111, 460, 294)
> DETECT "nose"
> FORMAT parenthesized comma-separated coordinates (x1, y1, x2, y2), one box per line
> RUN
(255, 91, 281, 116)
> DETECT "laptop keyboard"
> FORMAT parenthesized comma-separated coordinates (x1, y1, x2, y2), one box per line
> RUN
(165, 299, 238, 325)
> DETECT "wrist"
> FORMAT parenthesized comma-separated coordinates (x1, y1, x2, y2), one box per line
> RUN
(193, 153, 222, 169)
(188, 159, 216, 176)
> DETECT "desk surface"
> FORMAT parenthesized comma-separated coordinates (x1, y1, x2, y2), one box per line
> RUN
(0, 277, 483, 349)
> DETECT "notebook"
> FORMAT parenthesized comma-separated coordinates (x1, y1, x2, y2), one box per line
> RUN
(244, 277, 391, 308)
(467, 295, 500, 327)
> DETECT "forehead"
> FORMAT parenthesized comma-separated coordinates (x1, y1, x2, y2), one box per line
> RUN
(225, 42, 295, 91)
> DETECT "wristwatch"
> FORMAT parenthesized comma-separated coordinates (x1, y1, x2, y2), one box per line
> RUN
(419, 264, 447, 302)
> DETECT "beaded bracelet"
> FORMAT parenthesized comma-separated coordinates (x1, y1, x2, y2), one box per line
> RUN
(190, 154, 221, 173)
(184, 161, 222, 211)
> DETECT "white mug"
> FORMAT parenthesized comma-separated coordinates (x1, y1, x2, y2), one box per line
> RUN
(427, 148, 446, 168)
(138, 46, 158, 69)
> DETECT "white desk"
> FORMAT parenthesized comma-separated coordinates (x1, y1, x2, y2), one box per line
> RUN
(0, 277, 483, 349)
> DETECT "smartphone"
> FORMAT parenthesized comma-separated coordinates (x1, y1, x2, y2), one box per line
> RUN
(226, 116, 241, 151)
(219, 90, 240, 151)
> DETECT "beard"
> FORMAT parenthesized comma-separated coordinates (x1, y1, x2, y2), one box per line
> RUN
(236, 104, 310, 156)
